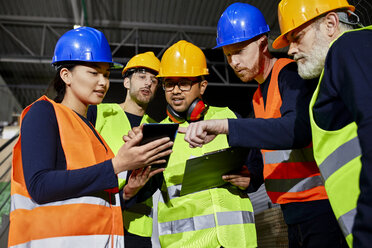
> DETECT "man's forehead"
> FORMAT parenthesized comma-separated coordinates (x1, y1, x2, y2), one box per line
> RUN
(223, 39, 251, 52)
(286, 21, 314, 42)
(133, 68, 157, 76)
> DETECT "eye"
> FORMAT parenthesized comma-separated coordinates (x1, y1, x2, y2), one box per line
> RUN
(151, 78, 158, 84)
(104, 72, 110, 78)
(89, 71, 98, 76)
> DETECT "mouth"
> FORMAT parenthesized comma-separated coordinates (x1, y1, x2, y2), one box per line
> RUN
(94, 89, 105, 97)
(235, 68, 246, 76)
(171, 97, 184, 105)
(294, 55, 305, 63)
(140, 88, 151, 96)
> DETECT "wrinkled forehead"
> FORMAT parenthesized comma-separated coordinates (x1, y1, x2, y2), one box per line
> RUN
(285, 19, 316, 43)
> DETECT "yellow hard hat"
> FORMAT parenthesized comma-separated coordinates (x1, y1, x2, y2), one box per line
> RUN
(122, 51, 160, 76)
(157, 40, 209, 78)
(272, 0, 355, 49)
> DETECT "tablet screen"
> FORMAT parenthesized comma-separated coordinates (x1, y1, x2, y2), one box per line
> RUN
(139, 123, 179, 168)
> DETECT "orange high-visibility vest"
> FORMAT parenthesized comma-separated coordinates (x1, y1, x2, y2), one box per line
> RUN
(9, 96, 124, 248)
(252, 58, 328, 204)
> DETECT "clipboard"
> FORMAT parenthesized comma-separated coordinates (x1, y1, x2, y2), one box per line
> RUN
(180, 147, 250, 196)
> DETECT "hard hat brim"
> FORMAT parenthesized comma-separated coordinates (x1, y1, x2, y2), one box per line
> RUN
(272, 33, 289, 49)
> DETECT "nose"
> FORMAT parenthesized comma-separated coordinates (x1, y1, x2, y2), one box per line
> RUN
(98, 74, 109, 87)
(230, 55, 239, 69)
(171, 83, 182, 94)
(144, 76, 152, 87)
(288, 43, 298, 57)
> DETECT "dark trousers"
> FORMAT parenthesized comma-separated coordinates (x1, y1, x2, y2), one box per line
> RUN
(287, 212, 348, 248)
(124, 231, 152, 248)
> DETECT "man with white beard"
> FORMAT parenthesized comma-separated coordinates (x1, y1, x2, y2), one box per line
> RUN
(272, 0, 372, 247)
(179, 3, 347, 247)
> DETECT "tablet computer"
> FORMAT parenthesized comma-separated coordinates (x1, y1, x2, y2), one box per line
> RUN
(139, 123, 179, 168)
(180, 147, 250, 196)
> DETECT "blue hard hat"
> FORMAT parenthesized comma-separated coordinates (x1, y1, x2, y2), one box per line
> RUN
(52, 26, 123, 69)
(214, 3, 270, 49)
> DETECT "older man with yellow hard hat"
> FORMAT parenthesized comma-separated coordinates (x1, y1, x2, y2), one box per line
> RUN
(272, 0, 372, 247)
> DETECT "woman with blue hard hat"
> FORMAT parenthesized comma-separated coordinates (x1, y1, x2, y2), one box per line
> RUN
(8, 26, 173, 248)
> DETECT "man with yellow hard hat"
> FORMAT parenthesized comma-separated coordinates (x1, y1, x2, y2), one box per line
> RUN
(88, 51, 163, 248)
(272, 0, 372, 247)
(156, 40, 262, 247)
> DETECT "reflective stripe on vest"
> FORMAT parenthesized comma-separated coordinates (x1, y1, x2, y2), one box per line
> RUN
(167, 184, 182, 200)
(339, 208, 357, 238)
(264, 147, 314, 164)
(265, 175, 323, 193)
(158, 211, 254, 236)
(9, 234, 124, 248)
(319, 137, 361, 181)
(253, 58, 327, 204)
(11, 193, 120, 212)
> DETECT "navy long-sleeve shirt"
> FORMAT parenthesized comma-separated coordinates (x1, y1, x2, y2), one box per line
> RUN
(228, 62, 317, 150)
(21, 101, 118, 204)
(227, 62, 332, 224)
(312, 28, 372, 247)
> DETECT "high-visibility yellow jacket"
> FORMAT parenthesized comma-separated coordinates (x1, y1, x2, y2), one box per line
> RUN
(158, 106, 257, 248)
(308, 27, 372, 247)
(95, 103, 156, 237)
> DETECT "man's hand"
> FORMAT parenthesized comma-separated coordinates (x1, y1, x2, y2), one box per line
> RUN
(178, 119, 229, 148)
(123, 166, 164, 200)
(222, 165, 251, 190)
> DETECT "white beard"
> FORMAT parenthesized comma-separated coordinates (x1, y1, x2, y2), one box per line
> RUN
(295, 32, 329, 79)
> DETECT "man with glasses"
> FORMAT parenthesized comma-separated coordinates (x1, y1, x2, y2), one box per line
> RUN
(87, 52, 163, 248)
(156, 40, 262, 248)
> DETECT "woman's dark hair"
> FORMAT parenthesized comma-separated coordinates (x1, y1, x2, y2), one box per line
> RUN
(46, 63, 77, 103)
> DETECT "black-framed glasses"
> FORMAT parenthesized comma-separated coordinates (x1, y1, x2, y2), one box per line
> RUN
(162, 79, 199, 92)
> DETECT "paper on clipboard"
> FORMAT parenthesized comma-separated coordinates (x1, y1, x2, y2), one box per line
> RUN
(180, 147, 250, 196)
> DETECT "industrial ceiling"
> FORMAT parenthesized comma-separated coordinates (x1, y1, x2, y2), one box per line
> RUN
(0, 0, 371, 120)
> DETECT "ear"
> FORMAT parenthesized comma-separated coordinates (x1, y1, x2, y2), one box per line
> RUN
(258, 35, 269, 53)
(123, 77, 130, 90)
(199, 80, 208, 96)
(323, 12, 340, 38)
(60, 68, 72, 86)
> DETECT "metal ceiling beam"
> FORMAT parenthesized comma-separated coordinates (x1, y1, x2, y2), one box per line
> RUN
(0, 56, 225, 66)
(0, 15, 216, 33)
(0, 24, 36, 56)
